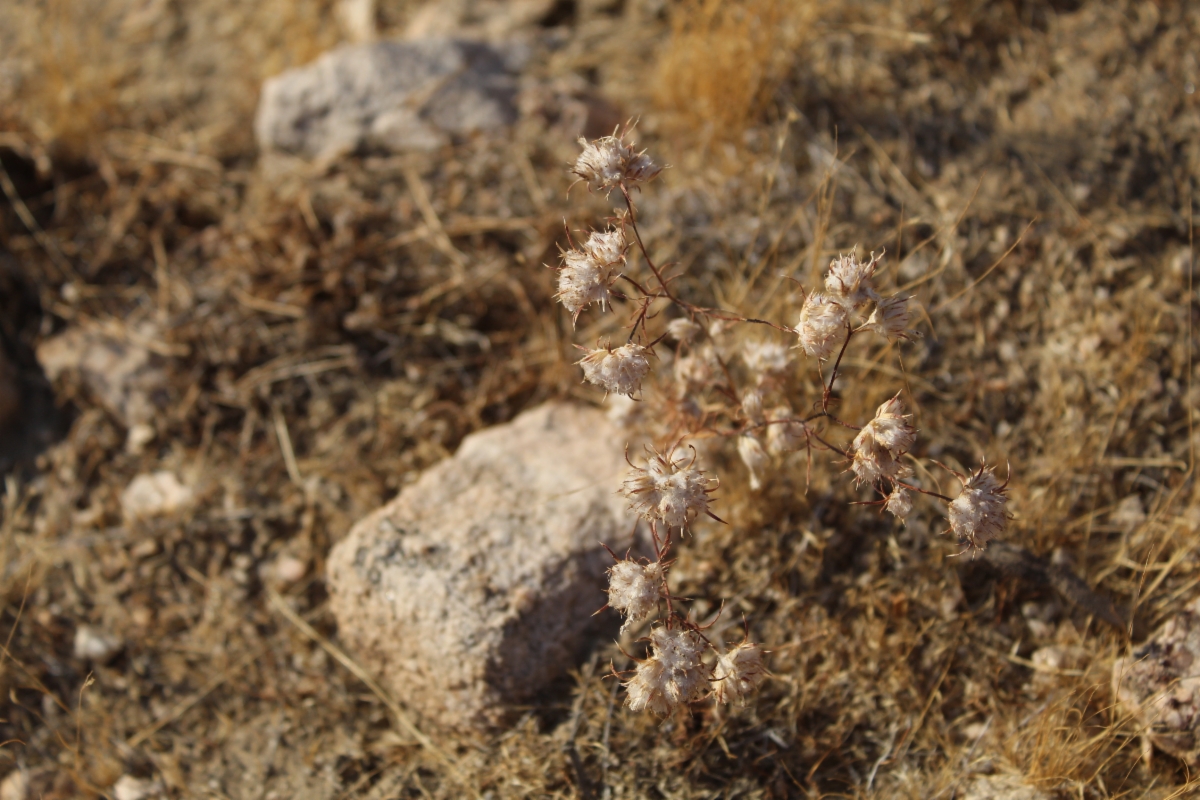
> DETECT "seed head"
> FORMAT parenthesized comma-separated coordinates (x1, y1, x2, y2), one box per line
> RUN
(865, 294, 917, 342)
(666, 318, 703, 343)
(884, 486, 913, 521)
(607, 560, 663, 633)
(741, 388, 764, 424)
(825, 250, 882, 309)
(712, 641, 767, 706)
(948, 462, 1009, 555)
(737, 433, 770, 491)
(571, 134, 662, 194)
(557, 229, 628, 323)
(620, 447, 715, 529)
(850, 395, 916, 488)
(765, 406, 805, 454)
(578, 342, 651, 397)
(673, 346, 715, 393)
(623, 626, 709, 715)
(743, 339, 791, 378)
(796, 293, 849, 360)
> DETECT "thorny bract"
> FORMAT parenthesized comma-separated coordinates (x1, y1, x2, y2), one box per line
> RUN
(556, 128, 1010, 716)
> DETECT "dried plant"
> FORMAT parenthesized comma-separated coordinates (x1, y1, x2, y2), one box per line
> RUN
(557, 127, 1011, 716)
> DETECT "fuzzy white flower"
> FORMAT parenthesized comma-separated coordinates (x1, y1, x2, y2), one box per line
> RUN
(578, 342, 651, 397)
(743, 339, 791, 378)
(884, 486, 913, 521)
(948, 462, 1009, 555)
(557, 229, 628, 324)
(623, 627, 708, 715)
(667, 318, 703, 343)
(741, 388, 764, 424)
(825, 251, 882, 309)
(738, 433, 770, 491)
(765, 406, 806, 454)
(712, 641, 767, 706)
(850, 396, 916, 488)
(796, 293, 848, 360)
(865, 294, 917, 342)
(620, 447, 715, 529)
(571, 134, 662, 194)
(607, 560, 663, 633)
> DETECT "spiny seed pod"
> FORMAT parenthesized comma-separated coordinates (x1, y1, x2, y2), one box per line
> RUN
(796, 293, 848, 360)
(737, 433, 770, 491)
(623, 627, 709, 715)
(865, 294, 917, 342)
(712, 641, 767, 706)
(571, 134, 662, 194)
(824, 251, 882, 309)
(948, 462, 1009, 555)
(607, 560, 663, 633)
(556, 228, 628, 324)
(620, 447, 715, 529)
(578, 342, 651, 397)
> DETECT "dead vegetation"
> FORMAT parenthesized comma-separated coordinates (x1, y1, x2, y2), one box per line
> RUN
(0, 0, 1197, 797)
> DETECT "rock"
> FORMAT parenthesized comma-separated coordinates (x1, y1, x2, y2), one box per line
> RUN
(1113, 598, 1200, 764)
(36, 326, 167, 429)
(254, 39, 518, 159)
(73, 624, 122, 663)
(121, 471, 194, 521)
(328, 402, 634, 730)
(961, 775, 1050, 800)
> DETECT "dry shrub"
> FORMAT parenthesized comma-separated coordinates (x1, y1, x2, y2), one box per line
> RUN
(653, 0, 818, 150)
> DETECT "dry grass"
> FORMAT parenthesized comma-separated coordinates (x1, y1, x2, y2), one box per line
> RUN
(0, 0, 1198, 797)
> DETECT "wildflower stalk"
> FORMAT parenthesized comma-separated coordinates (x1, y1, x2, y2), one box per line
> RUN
(556, 128, 1010, 715)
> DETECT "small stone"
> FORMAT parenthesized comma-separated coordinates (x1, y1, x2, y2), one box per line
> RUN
(73, 624, 122, 663)
(36, 327, 167, 428)
(112, 775, 164, 800)
(1113, 598, 1200, 764)
(125, 422, 156, 454)
(273, 555, 308, 585)
(255, 39, 518, 160)
(121, 471, 194, 521)
(328, 402, 635, 730)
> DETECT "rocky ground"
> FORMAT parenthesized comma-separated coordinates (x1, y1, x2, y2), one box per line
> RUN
(0, 0, 1198, 798)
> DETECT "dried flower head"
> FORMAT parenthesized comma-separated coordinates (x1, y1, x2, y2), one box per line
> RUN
(743, 339, 791, 378)
(578, 342, 651, 397)
(884, 486, 913, 521)
(825, 250, 882, 309)
(712, 641, 767, 705)
(557, 229, 628, 323)
(765, 406, 806, 454)
(607, 559, 663, 633)
(865, 294, 917, 342)
(623, 626, 709, 715)
(948, 462, 1009, 555)
(850, 398, 917, 489)
(741, 388, 764, 424)
(673, 346, 715, 394)
(571, 133, 662, 194)
(620, 447, 715, 529)
(737, 433, 770, 491)
(796, 293, 849, 360)
(667, 318, 703, 343)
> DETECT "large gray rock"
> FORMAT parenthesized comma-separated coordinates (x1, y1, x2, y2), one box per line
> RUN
(1113, 598, 1200, 764)
(254, 39, 517, 159)
(327, 402, 635, 730)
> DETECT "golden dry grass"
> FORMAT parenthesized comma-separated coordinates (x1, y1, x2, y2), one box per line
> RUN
(0, 0, 1198, 797)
